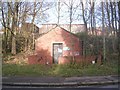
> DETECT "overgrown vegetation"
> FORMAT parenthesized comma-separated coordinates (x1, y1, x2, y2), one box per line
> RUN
(76, 32, 119, 56)
(3, 53, 118, 77)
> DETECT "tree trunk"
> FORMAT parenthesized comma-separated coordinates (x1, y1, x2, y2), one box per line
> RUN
(106, 1, 112, 34)
(25, 39, 28, 51)
(110, 2, 115, 35)
(81, 2, 88, 33)
(102, 2, 106, 62)
(11, 2, 19, 55)
(11, 17, 16, 55)
(81, 2, 88, 57)
(117, 2, 120, 59)
(57, 1, 60, 25)
(11, 34, 16, 55)
(69, 1, 75, 64)
(90, 1, 94, 35)
(114, 3, 117, 35)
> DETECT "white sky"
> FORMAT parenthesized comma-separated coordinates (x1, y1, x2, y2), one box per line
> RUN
(0, 0, 119, 29)
(41, 0, 119, 28)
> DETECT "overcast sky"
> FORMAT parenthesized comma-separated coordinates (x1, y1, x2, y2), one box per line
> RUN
(36, 0, 102, 27)
(0, 0, 119, 29)
(36, 0, 119, 28)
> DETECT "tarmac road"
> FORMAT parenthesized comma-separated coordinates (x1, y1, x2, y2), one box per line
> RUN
(2, 75, 119, 90)
(2, 84, 119, 90)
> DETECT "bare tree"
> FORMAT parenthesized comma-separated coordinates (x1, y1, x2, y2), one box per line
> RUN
(102, 2, 106, 62)
(81, 1, 88, 33)
(60, 0, 80, 63)
(1, 1, 51, 55)
(1, 3, 8, 54)
(57, 0, 60, 24)
(90, 0, 95, 35)
(117, 1, 120, 59)
(63, 0, 74, 32)
(1, 2, 20, 55)
(63, 0, 75, 63)
(106, 1, 112, 33)
(80, 0, 92, 57)
(110, 1, 116, 35)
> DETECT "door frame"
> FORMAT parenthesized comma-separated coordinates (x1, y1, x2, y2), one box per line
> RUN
(52, 42, 63, 64)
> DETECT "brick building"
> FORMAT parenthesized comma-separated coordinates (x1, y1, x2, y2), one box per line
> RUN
(28, 26, 82, 64)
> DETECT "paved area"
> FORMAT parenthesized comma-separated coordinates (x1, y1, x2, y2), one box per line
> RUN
(2, 75, 119, 87)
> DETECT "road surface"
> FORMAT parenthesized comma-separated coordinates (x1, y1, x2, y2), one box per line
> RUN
(2, 84, 119, 90)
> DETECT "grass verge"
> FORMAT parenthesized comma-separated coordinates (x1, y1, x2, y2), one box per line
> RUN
(2, 62, 118, 77)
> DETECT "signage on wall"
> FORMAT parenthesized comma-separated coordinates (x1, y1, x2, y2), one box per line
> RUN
(70, 52, 79, 56)
(74, 52, 79, 56)
(63, 47, 70, 51)
(58, 48, 62, 53)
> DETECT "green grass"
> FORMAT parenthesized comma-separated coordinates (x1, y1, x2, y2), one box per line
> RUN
(2, 64, 51, 76)
(2, 61, 118, 77)
(50, 63, 118, 77)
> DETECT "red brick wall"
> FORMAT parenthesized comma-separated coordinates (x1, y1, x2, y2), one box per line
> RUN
(58, 55, 102, 65)
(28, 27, 82, 65)
(28, 49, 52, 65)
